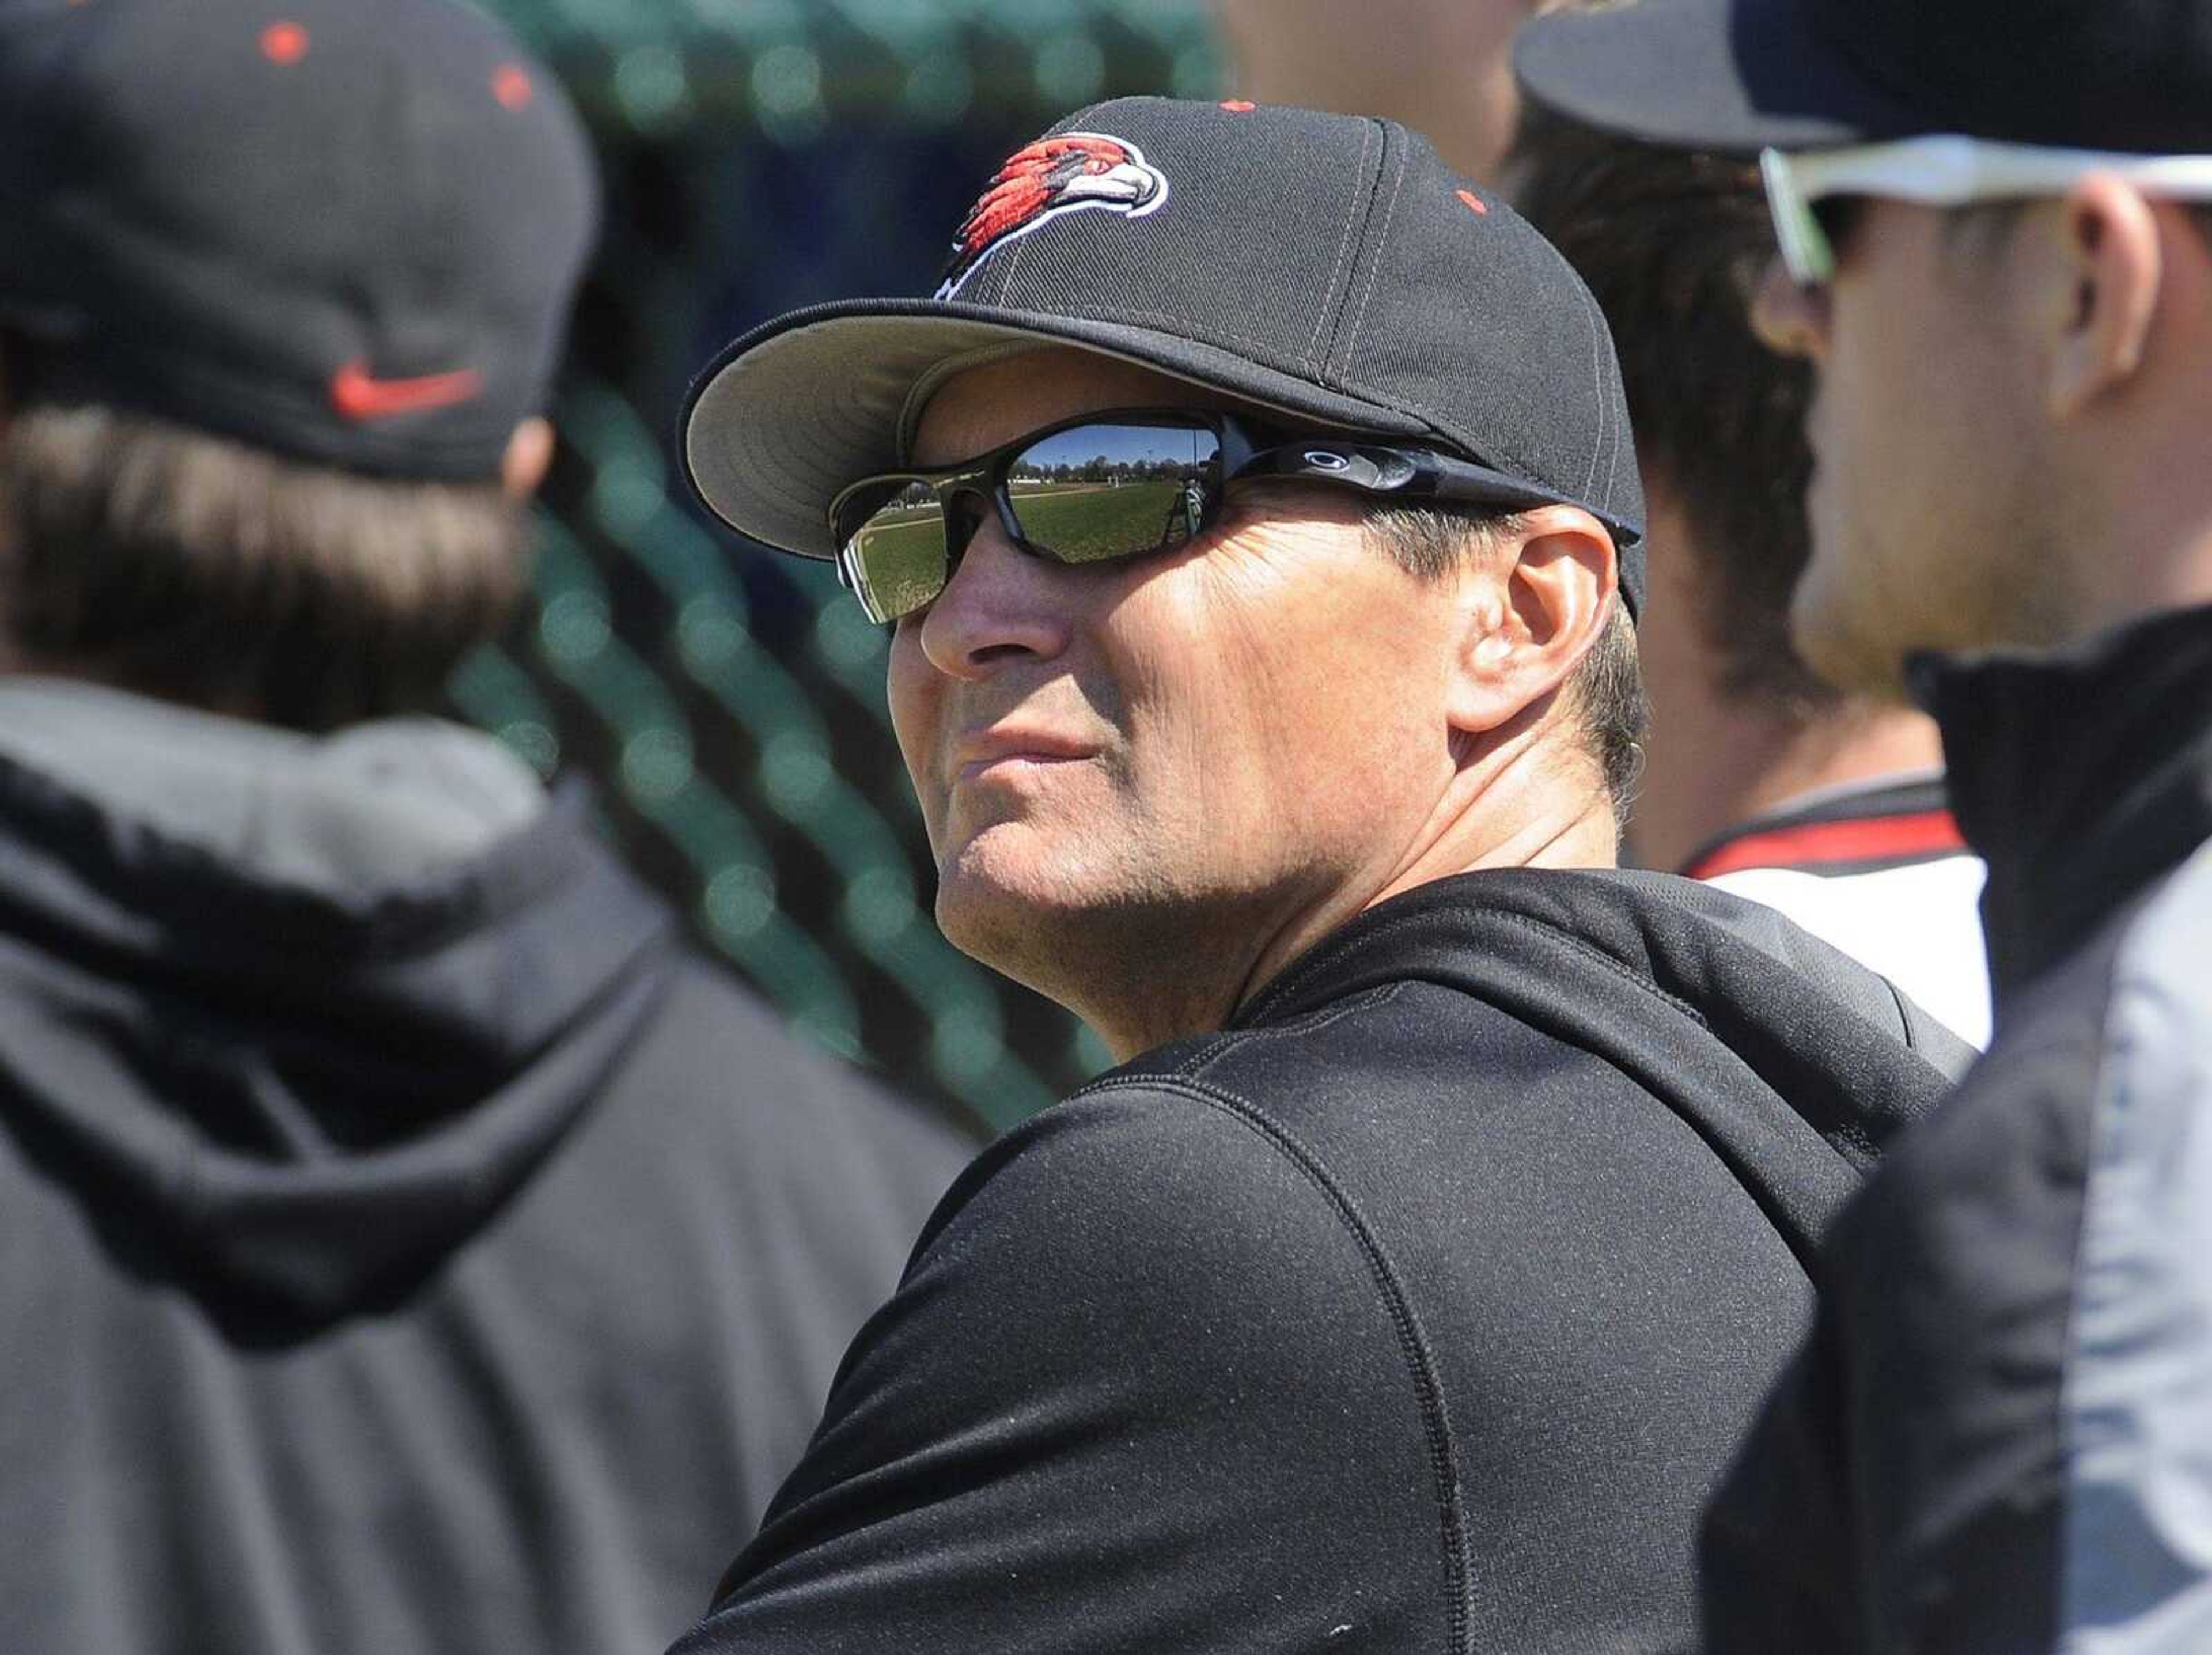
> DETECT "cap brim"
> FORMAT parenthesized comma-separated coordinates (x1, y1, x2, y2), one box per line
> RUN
(679, 299, 1438, 559)
(1514, 0, 1922, 155)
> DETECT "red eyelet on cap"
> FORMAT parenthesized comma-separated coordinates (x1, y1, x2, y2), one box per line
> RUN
(493, 63, 533, 108)
(260, 20, 308, 63)
(1219, 99, 1256, 112)
(1456, 188, 1490, 215)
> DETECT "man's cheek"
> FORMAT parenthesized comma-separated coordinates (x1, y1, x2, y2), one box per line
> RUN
(886, 677, 949, 840)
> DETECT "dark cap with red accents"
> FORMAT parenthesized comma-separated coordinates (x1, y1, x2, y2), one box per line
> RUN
(0, 0, 599, 479)
(680, 96, 1646, 618)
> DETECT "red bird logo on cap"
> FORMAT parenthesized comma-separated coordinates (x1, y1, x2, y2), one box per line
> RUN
(935, 132, 1169, 301)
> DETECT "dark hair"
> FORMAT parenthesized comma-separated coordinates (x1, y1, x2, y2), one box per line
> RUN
(1512, 107, 1840, 715)
(1364, 503, 1647, 824)
(0, 399, 527, 730)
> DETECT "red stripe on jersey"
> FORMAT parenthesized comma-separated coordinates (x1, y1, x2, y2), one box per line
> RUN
(1684, 808, 1968, 881)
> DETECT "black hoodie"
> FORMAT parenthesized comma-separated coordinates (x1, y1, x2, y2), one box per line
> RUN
(673, 867, 1971, 1654)
(0, 689, 976, 1655)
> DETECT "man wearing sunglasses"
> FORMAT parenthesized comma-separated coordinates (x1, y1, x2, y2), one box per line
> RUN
(1520, 2, 2212, 1649)
(672, 96, 1968, 1651)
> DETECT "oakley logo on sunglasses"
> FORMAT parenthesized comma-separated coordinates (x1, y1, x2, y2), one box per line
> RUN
(935, 132, 1169, 301)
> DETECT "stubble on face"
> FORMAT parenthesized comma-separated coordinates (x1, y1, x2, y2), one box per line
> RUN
(1787, 203, 2065, 699)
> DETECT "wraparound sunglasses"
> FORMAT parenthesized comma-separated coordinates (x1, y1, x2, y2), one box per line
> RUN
(1760, 134, 2212, 286)
(828, 407, 1608, 624)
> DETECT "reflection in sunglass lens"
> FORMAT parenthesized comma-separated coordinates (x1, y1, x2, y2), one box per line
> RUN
(1005, 422, 1222, 565)
(841, 478, 949, 623)
(834, 419, 1228, 624)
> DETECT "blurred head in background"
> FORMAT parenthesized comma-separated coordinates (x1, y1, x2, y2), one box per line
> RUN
(0, 0, 599, 729)
(1512, 108, 1946, 873)
(1215, 0, 1568, 185)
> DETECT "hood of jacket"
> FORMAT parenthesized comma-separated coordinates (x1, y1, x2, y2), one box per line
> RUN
(1910, 602, 2212, 1002)
(0, 683, 677, 1326)
(1233, 866, 1976, 1268)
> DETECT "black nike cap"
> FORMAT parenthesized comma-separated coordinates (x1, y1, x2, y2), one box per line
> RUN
(680, 96, 1647, 618)
(1515, 0, 2212, 156)
(0, 0, 600, 479)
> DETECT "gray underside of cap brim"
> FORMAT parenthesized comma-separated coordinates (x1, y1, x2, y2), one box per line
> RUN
(1514, 0, 1920, 154)
(681, 304, 1433, 558)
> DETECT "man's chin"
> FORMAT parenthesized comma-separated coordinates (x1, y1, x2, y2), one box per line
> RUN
(931, 825, 1188, 1006)
(933, 843, 1096, 978)
(1790, 586, 1913, 706)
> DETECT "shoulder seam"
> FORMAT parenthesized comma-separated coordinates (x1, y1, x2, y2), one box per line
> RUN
(1179, 982, 1407, 1081)
(1069, 1068, 1474, 1652)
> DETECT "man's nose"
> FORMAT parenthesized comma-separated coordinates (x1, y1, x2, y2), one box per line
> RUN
(914, 512, 1073, 681)
(1749, 254, 1833, 362)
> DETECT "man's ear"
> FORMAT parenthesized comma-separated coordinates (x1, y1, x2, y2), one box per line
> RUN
(2047, 175, 2165, 421)
(501, 416, 556, 502)
(1445, 504, 1615, 738)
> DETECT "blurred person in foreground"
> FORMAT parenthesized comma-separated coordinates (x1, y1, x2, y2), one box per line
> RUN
(668, 96, 1968, 1652)
(1522, 1, 2212, 1646)
(0, 2, 972, 1650)
(1513, 111, 1991, 1046)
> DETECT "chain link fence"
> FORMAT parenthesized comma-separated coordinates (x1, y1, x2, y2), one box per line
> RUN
(454, 2, 1224, 1130)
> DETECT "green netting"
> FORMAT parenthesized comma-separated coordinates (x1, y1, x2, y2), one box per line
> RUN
(453, 1, 1206, 1128)
(491, 0, 1222, 138)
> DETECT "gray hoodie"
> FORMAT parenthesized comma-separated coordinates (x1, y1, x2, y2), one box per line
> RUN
(0, 681, 976, 1654)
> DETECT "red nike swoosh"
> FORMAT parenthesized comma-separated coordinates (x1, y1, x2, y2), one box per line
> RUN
(328, 358, 484, 421)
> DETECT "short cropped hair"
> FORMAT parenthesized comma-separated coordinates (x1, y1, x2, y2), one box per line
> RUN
(1365, 503, 1647, 824)
(1512, 108, 1840, 716)
(1946, 198, 2212, 262)
(0, 397, 527, 730)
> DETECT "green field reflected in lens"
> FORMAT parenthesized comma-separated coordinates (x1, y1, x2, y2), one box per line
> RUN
(1009, 423, 1219, 563)
(834, 421, 1225, 623)
(1007, 480, 1196, 561)
(847, 498, 949, 621)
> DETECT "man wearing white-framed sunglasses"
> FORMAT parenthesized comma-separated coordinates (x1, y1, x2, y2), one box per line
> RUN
(1760, 136, 2212, 287)
(1520, 2, 2212, 1652)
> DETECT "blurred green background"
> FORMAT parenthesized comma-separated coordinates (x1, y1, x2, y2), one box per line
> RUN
(454, 1, 1226, 1131)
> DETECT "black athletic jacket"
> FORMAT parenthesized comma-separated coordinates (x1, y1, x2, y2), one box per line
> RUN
(673, 868, 1969, 1653)
(1701, 605, 2212, 1653)
(0, 715, 975, 1655)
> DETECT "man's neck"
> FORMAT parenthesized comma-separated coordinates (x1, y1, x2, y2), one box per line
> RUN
(1065, 730, 1620, 1065)
(1630, 675, 1946, 874)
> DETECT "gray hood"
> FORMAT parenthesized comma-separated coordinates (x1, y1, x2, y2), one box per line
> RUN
(0, 684, 675, 1325)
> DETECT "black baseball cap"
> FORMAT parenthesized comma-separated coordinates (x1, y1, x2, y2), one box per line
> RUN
(681, 96, 1647, 617)
(1515, 0, 2212, 156)
(0, 0, 600, 480)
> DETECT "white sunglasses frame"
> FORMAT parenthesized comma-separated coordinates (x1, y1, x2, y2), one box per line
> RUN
(1760, 135, 2212, 285)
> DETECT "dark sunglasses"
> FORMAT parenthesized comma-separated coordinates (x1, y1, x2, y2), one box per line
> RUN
(827, 407, 1604, 624)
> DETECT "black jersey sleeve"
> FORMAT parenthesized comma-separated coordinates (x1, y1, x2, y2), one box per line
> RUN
(668, 1083, 1458, 1654)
